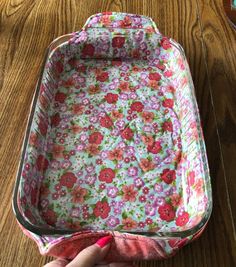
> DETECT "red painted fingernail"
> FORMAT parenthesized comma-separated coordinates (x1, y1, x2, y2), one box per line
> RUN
(96, 235, 113, 248)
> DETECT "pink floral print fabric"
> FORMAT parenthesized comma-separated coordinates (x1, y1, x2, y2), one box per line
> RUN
(15, 12, 211, 259)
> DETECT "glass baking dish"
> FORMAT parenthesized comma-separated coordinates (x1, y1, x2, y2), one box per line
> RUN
(12, 12, 212, 260)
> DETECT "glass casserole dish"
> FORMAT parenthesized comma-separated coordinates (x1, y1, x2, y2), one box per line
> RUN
(13, 12, 212, 261)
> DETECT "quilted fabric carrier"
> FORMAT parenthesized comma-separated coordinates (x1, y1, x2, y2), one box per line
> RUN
(13, 12, 212, 261)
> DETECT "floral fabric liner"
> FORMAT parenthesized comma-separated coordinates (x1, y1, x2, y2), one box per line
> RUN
(18, 12, 211, 236)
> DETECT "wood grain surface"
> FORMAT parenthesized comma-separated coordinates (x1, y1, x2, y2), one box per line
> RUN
(0, 1, 235, 266)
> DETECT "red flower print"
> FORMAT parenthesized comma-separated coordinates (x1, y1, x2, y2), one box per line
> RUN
(141, 111, 154, 123)
(55, 61, 64, 73)
(82, 43, 95, 57)
(104, 93, 118, 104)
(77, 65, 87, 73)
(101, 14, 112, 26)
(195, 178, 204, 196)
(188, 171, 195, 186)
(68, 58, 79, 68)
(119, 81, 130, 92)
(167, 85, 175, 94)
(96, 72, 109, 82)
(122, 184, 138, 202)
(71, 186, 88, 203)
(121, 15, 132, 27)
(52, 192, 59, 200)
(112, 60, 122, 66)
(139, 195, 146, 202)
(162, 121, 173, 132)
(89, 124, 94, 131)
(130, 101, 144, 112)
(72, 104, 84, 115)
(99, 183, 106, 190)
(138, 222, 146, 228)
(40, 184, 50, 197)
(93, 201, 111, 219)
(122, 217, 137, 230)
(170, 193, 182, 207)
(108, 148, 123, 161)
(60, 172, 77, 188)
(31, 187, 38, 206)
(39, 94, 48, 110)
(96, 159, 103, 165)
(164, 70, 173, 77)
(121, 127, 134, 140)
(71, 124, 83, 134)
(145, 218, 153, 225)
(86, 144, 99, 155)
(88, 85, 101, 94)
(88, 132, 104, 145)
(112, 36, 125, 48)
(176, 212, 190, 226)
(51, 113, 61, 127)
(147, 141, 162, 154)
(132, 49, 140, 58)
(148, 80, 159, 90)
(139, 158, 155, 172)
(100, 115, 113, 128)
(158, 203, 175, 222)
(160, 37, 172, 50)
(83, 212, 89, 220)
(162, 98, 174, 108)
(62, 78, 74, 88)
(38, 119, 48, 136)
(99, 168, 115, 183)
(36, 155, 49, 172)
(143, 187, 150, 194)
(55, 92, 67, 103)
(148, 72, 161, 81)
(132, 66, 140, 72)
(42, 209, 57, 226)
(161, 169, 176, 184)
(52, 144, 64, 158)
(141, 135, 154, 146)
(29, 132, 38, 146)
(146, 26, 155, 33)
(157, 63, 166, 71)
(111, 110, 123, 120)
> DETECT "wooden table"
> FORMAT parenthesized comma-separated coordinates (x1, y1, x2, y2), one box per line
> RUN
(0, 1, 235, 266)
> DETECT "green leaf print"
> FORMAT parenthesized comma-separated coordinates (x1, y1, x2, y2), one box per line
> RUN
(101, 196, 108, 202)
(122, 211, 128, 219)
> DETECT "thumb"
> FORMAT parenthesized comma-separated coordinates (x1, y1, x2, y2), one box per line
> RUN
(67, 235, 113, 267)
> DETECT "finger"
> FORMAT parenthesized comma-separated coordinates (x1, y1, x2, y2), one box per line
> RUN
(67, 235, 113, 267)
(43, 259, 69, 267)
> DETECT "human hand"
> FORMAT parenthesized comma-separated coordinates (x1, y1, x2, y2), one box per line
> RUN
(44, 235, 135, 267)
